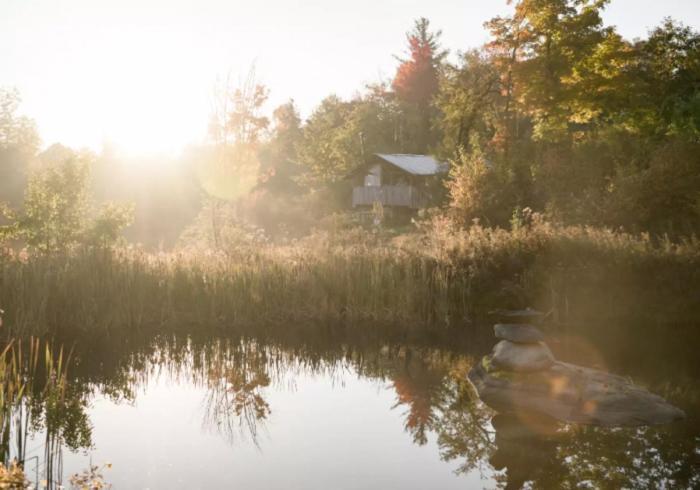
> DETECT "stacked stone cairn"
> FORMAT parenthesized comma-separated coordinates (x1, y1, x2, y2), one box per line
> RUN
(468, 311, 685, 427)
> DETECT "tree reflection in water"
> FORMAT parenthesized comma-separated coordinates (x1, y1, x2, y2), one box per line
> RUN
(350, 343, 699, 489)
(380, 349, 700, 489)
(202, 340, 271, 445)
(3, 333, 698, 489)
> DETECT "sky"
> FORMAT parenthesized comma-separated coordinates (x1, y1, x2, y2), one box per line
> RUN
(2, 0, 699, 156)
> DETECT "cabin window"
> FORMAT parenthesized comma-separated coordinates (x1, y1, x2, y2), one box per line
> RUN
(364, 164, 381, 186)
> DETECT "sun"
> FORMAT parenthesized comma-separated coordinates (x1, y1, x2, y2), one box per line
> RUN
(48, 26, 213, 159)
(98, 62, 209, 158)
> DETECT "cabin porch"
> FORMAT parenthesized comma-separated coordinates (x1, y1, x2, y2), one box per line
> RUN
(351, 184, 428, 209)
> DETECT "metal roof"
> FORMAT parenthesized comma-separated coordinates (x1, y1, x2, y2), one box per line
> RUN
(375, 153, 447, 175)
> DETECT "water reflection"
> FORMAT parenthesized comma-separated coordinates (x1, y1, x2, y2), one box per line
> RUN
(489, 414, 558, 489)
(0, 340, 93, 488)
(3, 333, 699, 489)
(202, 340, 271, 445)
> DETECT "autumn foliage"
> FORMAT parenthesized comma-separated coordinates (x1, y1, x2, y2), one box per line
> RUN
(392, 18, 445, 106)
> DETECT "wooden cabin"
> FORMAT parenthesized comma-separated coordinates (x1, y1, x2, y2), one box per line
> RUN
(351, 153, 447, 210)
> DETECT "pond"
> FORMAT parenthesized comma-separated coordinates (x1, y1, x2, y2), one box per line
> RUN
(6, 328, 700, 489)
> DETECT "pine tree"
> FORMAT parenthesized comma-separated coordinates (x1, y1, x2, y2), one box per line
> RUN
(392, 18, 447, 106)
(391, 18, 447, 152)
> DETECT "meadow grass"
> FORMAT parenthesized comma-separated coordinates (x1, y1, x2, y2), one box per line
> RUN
(0, 219, 698, 339)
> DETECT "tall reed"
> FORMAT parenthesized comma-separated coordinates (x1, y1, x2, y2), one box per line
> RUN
(0, 220, 698, 339)
(0, 339, 72, 488)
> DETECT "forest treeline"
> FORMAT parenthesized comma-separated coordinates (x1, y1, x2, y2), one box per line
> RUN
(1, 0, 699, 252)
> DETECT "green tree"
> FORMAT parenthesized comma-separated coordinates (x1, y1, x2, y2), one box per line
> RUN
(258, 100, 303, 191)
(21, 153, 91, 253)
(507, 0, 611, 142)
(298, 88, 402, 185)
(435, 50, 500, 157)
(86, 202, 135, 248)
(628, 19, 700, 139)
(603, 140, 700, 236)
(460, 1, 700, 234)
(296, 95, 355, 184)
(0, 202, 18, 245)
(447, 145, 519, 227)
(0, 88, 39, 208)
(0, 87, 39, 152)
(20, 149, 132, 252)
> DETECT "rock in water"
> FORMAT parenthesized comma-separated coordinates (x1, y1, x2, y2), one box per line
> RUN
(491, 308, 545, 322)
(468, 359, 686, 426)
(469, 317, 686, 427)
(494, 324, 545, 344)
(491, 340, 555, 372)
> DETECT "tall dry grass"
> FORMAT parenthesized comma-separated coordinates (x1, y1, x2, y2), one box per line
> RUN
(0, 218, 698, 339)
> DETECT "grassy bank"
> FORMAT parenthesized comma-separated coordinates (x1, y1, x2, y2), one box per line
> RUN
(1, 220, 698, 339)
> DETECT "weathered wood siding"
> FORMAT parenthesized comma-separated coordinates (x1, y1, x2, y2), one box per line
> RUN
(352, 185, 427, 209)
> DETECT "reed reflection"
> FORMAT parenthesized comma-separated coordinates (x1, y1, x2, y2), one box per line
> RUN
(0, 339, 92, 489)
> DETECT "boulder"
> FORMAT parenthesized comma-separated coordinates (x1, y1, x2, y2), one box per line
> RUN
(494, 324, 545, 344)
(468, 359, 686, 426)
(491, 308, 545, 323)
(491, 340, 555, 372)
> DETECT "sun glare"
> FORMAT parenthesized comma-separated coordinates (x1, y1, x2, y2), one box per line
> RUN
(81, 40, 210, 157)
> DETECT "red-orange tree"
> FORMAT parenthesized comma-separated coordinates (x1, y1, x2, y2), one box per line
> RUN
(393, 18, 445, 105)
(392, 18, 447, 152)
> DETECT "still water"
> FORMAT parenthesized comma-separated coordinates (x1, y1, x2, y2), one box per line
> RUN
(11, 331, 700, 489)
